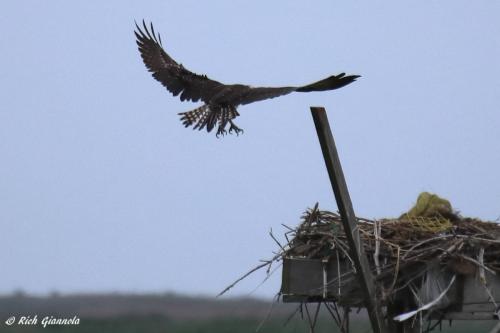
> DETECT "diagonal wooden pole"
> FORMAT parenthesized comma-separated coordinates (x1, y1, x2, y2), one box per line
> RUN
(310, 106, 388, 333)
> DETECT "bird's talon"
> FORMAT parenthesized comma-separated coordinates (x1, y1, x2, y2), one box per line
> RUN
(216, 128, 227, 138)
(228, 121, 243, 136)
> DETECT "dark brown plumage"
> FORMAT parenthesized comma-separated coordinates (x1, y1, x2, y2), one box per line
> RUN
(135, 21, 360, 137)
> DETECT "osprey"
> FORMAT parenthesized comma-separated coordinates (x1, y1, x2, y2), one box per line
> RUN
(135, 21, 360, 137)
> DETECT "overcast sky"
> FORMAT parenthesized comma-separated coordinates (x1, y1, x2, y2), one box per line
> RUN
(1, 1, 499, 298)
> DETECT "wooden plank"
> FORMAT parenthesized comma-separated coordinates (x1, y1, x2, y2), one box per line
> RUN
(281, 257, 363, 305)
(281, 258, 324, 296)
(310, 107, 388, 333)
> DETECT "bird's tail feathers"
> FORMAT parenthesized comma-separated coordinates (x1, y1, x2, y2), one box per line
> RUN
(179, 105, 213, 131)
(296, 73, 361, 92)
(178, 104, 240, 135)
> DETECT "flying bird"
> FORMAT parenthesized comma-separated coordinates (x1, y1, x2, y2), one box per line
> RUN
(135, 21, 360, 137)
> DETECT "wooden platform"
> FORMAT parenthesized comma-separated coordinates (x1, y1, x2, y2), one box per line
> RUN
(281, 257, 500, 320)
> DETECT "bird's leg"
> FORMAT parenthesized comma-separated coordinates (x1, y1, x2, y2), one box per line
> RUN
(216, 125, 227, 138)
(228, 120, 244, 136)
(216, 118, 229, 138)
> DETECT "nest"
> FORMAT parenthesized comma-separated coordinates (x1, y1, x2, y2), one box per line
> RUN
(282, 199, 500, 310)
(220, 193, 500, 330)
(288, 204, 500, 275)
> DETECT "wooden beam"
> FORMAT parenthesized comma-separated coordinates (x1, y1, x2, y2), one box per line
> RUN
(310, 107, 388, 333)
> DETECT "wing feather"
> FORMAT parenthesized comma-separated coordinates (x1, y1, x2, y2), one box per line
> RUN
(135, 20, 224, 103)
(236, 86, 296, 105)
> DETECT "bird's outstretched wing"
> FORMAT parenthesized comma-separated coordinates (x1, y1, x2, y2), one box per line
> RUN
(235, 86, 296, 105)
(135, 21, 224, 103)
(235, 72, 360, 105)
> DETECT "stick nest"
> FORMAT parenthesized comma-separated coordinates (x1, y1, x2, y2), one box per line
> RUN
(286, 202, 500, 281)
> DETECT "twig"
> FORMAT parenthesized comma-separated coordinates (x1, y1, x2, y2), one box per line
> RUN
(336, 249, 341, 296)
(340, 306, 350, 333)
(393, 266, 431, 294)
(303, 303, 313, 332)
(458, 253, 496, 275)
(374, 219, 381, 275)
(283, 304, 302, 327)
(249, 263, 282, 295)
(217, 253, 280, 297)
(312, 303, 322, 332)
(388, 246, 401, 293)
(324, 302, 342, 327)
(456, 235, 500, 244)
(437, 239, 463, 259)
(255, 293, 280, 332)
(281, 223, 295, 231)
(269, 228, 286, 253)
(393, 275, 457, 322)
(402, 235, 456, 260)
(479, 247, 486, 284)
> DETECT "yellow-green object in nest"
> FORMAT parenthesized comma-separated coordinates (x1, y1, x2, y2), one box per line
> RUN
(401, 192, 457, 221)
(400, 216, 453, 234)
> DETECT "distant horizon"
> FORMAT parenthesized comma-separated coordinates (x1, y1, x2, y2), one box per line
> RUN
(0, 289, 272, 300)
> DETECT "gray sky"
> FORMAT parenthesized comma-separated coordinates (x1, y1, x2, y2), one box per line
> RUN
(1, 1, 499, 298)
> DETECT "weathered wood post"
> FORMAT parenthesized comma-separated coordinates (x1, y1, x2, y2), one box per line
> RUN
(310, 106, 388, 333)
